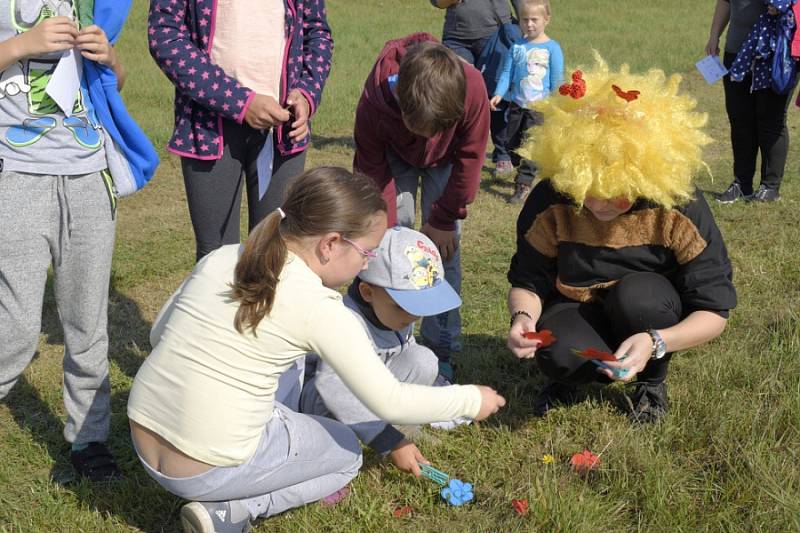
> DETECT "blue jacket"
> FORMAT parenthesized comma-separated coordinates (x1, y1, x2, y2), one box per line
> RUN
(476, 22, 523, 97)
(82, 0, 159, 197)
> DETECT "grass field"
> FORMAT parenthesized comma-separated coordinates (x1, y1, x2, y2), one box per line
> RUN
(1, 1, 799, 531)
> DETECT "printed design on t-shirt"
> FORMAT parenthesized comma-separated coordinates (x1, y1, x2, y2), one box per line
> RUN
(403, 242, 441, 290)
(1, 0, 102, 149)
(520, 47, 550, 104)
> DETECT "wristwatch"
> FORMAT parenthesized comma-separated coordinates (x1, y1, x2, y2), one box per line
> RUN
(648, 329, 667, 359)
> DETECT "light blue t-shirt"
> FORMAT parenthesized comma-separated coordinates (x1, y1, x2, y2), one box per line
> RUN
(0, 0, 106, 175)
(494, 39, 564, 107)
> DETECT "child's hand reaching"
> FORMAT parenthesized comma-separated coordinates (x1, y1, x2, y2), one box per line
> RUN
(389, 440, 428, 476)
(286, 89, 311, 143)
(489, 95, 503, 111)
(17, 16, 77, 58)
(474, 385, 506, 420)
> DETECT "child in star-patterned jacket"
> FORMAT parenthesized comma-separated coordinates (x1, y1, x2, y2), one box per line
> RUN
(148, 0, 333, 260)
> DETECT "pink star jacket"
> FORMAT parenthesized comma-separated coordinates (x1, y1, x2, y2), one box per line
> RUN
(148, 0, 333, 160)
(353, 33, 490, 231)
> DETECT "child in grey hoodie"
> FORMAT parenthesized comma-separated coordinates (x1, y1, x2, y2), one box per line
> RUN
(300, 226, 468, 476)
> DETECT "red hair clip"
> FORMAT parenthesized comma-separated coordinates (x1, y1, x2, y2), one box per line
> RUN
(559, 70, 586, 99)
(612, 84, 640, 102)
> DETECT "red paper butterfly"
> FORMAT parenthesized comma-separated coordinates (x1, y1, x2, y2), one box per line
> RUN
(392, 505, 413, 518)
(523, 329, 557, 347)
(511, 499, 529, 515)
(571, 449, 601, 474)
(611, 84, 640, 102)
(573, 347, 618, 362)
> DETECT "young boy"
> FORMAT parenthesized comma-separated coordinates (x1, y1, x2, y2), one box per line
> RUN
(353, 34, 490, 380)
(0, 0, 129, 481)
(490, 0, 563, 204)
(300, 227, 468, 476)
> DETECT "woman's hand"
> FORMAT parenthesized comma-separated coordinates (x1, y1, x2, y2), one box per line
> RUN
(507, 315, 540, 359)
(704, 36, 720, 57)
(286, 89, 311, 143)
(489, 95, 503, 111)
(245, 94, 291, 130)
(474, 385, 506, 420)
(17, 17, 77, 57)
(767, 5, 779, 16)
(388, 440, 427, 476)
(600, 332, 653, 381)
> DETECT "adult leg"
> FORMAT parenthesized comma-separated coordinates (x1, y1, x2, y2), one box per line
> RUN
(603, 272, 682, 384)
(0, 172, 53, 401)
(181, 121, 248, 261)
(54, 172, 117, 446)
(754, 84, 796, 192)
(244, 130, 307, 227)
(138, 405, 362, 521)
(722, 53, 758, 194)
(442, 37, 476, 64)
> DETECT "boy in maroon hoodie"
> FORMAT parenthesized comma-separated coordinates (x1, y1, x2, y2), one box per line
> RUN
(353, 33, 490, 380)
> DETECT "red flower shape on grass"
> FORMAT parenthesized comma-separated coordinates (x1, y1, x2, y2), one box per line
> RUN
(523, 329, 557, 347)
(573, 347, 617, 362)
(571, 450, 601, 474)
(392, 505, 413, 518)
(512, 499, 529, 515)
(611, 84, 640, 102)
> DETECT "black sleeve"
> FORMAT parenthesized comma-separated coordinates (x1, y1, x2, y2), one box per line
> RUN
(674, 191, 737, 317)
(507, 180, 561, 301)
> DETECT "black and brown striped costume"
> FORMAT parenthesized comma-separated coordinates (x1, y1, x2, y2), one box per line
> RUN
(508, 180, 737, 385)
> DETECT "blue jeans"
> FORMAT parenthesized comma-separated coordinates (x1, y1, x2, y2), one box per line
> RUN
(386, 150, 462, 356)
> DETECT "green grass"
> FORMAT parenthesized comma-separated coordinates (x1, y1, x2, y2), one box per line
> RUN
(2, 0, 800, 531)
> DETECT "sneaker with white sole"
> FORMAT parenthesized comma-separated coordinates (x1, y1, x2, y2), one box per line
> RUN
(180, 501, 252, 533)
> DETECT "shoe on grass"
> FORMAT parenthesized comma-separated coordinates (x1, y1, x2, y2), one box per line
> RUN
(495, 160, 514, 177)
(508, 181, 531, 205)
(69, 442, 124, 482)
(532, 382, 578, 417)
(748, 184, 781, 202)
(715, 181, 749, 204)
(180, 501, 252, 533)
(626, 381, 668, 424)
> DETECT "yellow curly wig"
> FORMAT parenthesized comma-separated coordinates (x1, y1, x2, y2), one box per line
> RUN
(518, 53, 711, 208)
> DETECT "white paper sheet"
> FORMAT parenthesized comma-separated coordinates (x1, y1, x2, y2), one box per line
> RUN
(45, 48, 82, 116)
(257, 129, 274, 201)
(696, 55, 728, 85)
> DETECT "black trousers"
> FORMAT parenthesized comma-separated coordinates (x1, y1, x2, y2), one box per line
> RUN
(494, 103, 542, 185)
(535, 273, 683, 386)
(182, 120, 307, 261)
(722, 53, 796, 192)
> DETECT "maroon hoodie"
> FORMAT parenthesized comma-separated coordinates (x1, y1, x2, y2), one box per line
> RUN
(353, 33, 490, 231)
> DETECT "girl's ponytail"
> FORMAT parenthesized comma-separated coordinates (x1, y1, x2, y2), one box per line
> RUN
(230, 167, 386, 334)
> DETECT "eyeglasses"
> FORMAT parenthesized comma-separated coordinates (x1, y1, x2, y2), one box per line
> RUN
(342, 237, 377, 258)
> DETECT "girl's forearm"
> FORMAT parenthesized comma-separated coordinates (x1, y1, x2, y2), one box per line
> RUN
(657, 310, 727, 353)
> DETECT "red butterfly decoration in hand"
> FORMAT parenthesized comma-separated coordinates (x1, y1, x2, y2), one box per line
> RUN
(611, 84, 640, 102)
(523, 329, 557, 347)
(573, 347, 617, 362)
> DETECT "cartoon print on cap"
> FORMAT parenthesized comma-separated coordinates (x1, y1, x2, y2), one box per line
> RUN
(404, 241, 441, 290)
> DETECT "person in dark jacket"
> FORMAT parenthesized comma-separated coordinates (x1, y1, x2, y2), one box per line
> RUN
(506, 56, 737, 424)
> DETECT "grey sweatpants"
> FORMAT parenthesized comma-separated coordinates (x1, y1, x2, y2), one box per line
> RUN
(134, 361, 362, 520)
(0, 170, 116, 444)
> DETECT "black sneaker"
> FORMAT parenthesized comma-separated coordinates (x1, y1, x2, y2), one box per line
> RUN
(532, 382, 578, 417)
(748, 184, 781, 202)
(715, 181, 749, 204)
(508, 181, 531, 205)
(626, 382, 668, 424)
(69, 442, 124, 482)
